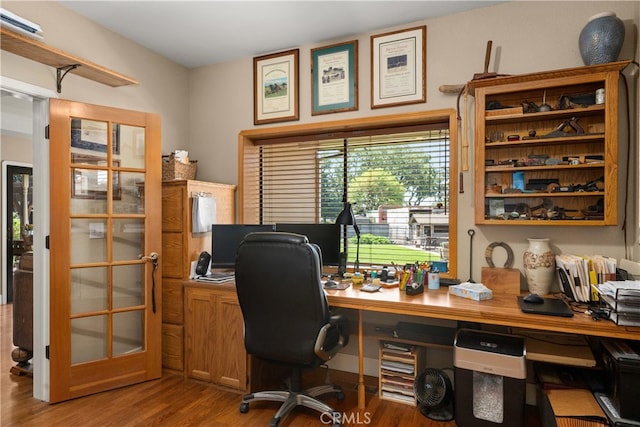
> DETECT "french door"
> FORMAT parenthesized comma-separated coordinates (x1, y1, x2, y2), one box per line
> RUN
(48, 99, 162, 402)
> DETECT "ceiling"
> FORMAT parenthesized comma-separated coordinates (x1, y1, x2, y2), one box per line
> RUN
(58, 1, 504, 69)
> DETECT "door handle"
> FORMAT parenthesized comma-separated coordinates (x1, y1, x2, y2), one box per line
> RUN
(138, 252, 159, 262)
(138, 252, 159, 313)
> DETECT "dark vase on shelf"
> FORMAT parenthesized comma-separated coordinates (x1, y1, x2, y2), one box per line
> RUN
(579, 11, 625, 66)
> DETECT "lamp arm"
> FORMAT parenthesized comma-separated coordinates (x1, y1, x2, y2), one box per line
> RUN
(355, 233, 360, 272)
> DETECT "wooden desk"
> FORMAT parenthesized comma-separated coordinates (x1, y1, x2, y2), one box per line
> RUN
(324, 286, 640, 409)
(187, 281, 639, 409)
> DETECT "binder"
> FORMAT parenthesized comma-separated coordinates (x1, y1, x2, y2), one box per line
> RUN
(558, 268, 577, 302)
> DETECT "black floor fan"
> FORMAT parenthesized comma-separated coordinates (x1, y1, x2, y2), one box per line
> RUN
(414, 368, 454, 421)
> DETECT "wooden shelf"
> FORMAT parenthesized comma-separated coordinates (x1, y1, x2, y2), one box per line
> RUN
(466, 60, 631, 96)
(1, 27, 137, 89)
(472, 62, 625, 225)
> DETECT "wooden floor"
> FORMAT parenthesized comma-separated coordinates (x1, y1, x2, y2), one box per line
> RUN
(1, 303, 542, 426)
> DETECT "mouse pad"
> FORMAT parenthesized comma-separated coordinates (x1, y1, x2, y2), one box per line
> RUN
(517, 296, 574, 317)
(323, 281, 350, 290)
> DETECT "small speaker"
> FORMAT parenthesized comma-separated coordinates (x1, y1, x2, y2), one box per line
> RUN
(195, 251, 211, 276)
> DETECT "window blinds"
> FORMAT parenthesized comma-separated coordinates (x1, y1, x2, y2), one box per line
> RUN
(244, 126, 451, 268)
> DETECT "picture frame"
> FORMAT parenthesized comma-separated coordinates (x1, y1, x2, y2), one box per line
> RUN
(311, 40, 358, 115)
(253, 49, 299, 125)
(71, 154, 121, 200)
(371, 25, 426, 109)
(71, 118, 120, 154)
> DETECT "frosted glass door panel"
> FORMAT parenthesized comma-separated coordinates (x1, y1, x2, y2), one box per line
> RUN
(70, 119, 108, 163)
(70, 167, 108, 214)
(71, 315, 107, 364)
(112, 264, 144, 309)
(71, 219, 107, 264)
(71, 267, 108, 314)
(113, 172, 145, 214)
(114, 125, 145, 168)
(112, 219, 144, 261)
(113, 310, 144, 356)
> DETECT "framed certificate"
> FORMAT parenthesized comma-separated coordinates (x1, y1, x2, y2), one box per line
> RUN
(253, 49, 299, 125)
(311, 40, 358, 115)
(371, 25, 426, 108)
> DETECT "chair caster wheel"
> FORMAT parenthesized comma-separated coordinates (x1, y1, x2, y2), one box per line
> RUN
(269, 418, 280, 427)
(239, 402, 249, 413)
(336, 391, 345, 401)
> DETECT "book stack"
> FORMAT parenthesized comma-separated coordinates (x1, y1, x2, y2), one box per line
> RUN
(596, 281, 640, 326)
(556, 254, 617, 303)
(379, 341, 424, 405)
(1, 8, 43, 40)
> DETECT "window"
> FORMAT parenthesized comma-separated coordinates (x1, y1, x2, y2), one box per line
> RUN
(239, 110, 458, 278)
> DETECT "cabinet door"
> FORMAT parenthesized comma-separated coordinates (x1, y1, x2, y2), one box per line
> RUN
(184, 288, 216, 381)
(214, 295, 248, 391)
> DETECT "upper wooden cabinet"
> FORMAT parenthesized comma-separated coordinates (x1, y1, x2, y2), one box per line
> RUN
(468, 61, 630, 226)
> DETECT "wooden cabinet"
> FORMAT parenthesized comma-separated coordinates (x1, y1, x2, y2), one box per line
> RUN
(468, 61, 630, 226)
(161, 180, 236, 372)
(184, 284, 248, 392)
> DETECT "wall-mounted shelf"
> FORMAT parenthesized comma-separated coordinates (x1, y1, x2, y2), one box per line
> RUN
(1, 27, 138, 91)
(469, 61, 630, 226)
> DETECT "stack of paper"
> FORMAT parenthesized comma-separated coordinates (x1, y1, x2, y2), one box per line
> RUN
(595, 281, 640, 326)
(1, 8, 43, 40)
(379, 341, 418, 405)
(555, 254, 616, 303)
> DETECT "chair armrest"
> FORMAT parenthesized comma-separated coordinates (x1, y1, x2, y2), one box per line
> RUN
(314, 315, 350, 361)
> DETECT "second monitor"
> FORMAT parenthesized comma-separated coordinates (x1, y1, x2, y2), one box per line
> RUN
(275, 223, 341, 267)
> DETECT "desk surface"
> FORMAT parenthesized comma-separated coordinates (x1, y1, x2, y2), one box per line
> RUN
(185, 280, 640, 341)
(325, 286, 640, 341)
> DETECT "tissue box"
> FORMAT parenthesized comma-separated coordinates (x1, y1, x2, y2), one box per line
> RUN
(449, 282, 493, 301)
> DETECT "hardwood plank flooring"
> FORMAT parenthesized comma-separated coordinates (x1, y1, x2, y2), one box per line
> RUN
(1, 304, 542, 426)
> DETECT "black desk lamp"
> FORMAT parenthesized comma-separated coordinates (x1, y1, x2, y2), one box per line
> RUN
(336, 202, 360, 273)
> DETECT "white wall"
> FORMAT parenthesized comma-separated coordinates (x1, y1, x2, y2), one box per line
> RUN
(189, 1, 640, 282)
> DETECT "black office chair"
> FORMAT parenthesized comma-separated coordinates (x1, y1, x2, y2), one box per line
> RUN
(235, 232, 349, 427)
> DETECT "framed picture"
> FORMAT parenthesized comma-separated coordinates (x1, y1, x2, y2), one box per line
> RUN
(311, 40, 358, 115)
(71, 118, 120, 154)
(253, 49, 299, 125)
(371, 25, 426, 109)
(71, 154, 121, 200)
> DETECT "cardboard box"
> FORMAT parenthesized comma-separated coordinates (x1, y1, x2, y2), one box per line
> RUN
(540, 389, 608, 427)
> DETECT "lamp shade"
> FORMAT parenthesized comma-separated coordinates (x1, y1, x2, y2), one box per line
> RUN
(336, 202, 356, 226)
(336, 202, 360, 236)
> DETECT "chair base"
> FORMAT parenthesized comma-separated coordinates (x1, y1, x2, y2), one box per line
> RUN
(240, 383, 344, 427)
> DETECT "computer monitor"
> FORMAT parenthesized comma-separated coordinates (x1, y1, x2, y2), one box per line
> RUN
(211, 224, 275, 269)
(275, 223, 341, 266)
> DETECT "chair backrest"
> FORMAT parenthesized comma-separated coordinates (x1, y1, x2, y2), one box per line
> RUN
(235, 232, 331, 367)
